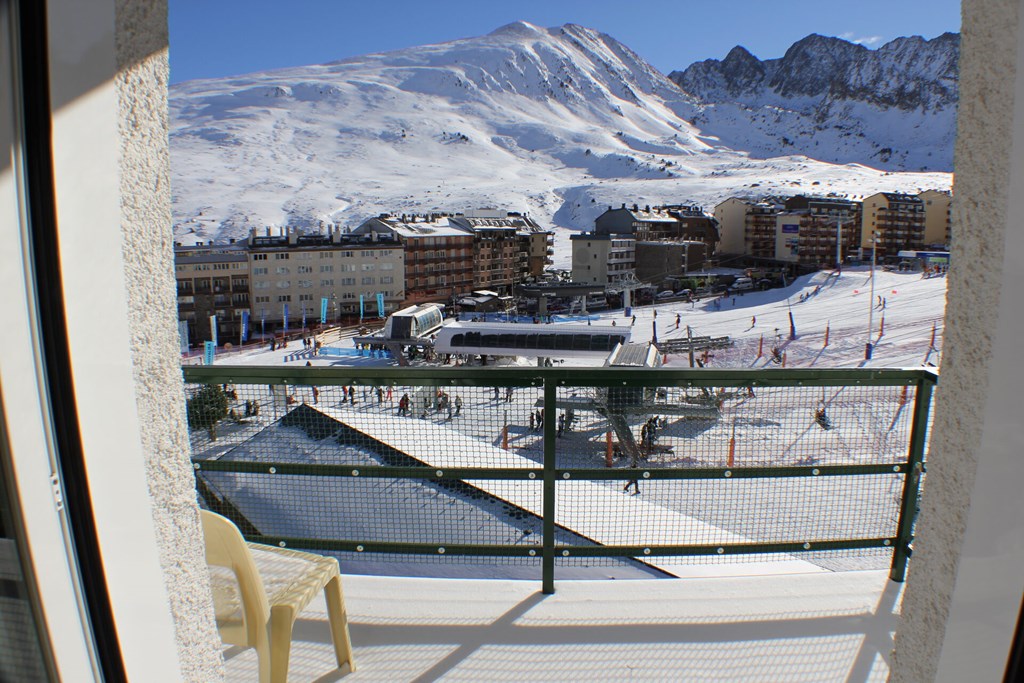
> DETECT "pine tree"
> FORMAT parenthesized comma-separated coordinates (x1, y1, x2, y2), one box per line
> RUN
(187, 384, 229, 440)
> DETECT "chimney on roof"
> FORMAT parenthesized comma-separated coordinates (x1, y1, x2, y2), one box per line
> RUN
(645, 205, 650, 212)
(229, 238, 235, 244)
(621, 203, 626, 209)
(632, 204, 639, 212)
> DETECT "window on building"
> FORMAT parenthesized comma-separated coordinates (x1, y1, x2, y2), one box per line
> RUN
(320, 265, 333, 272)
(276, 266, 289, 274)
(274, 253, 289, 260)
(361, 276, 375, 285)
(277, 295, 291, 302)
(321, 279, 334, 286)
(276, 281, 290, 289)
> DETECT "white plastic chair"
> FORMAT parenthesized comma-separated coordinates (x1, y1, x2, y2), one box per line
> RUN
(200, 510, 355, 682)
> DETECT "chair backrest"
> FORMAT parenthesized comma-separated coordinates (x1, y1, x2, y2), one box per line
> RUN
(201, 510, 271, 646)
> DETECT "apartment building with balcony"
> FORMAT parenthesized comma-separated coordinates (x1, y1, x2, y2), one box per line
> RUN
(570, 233, 636, 285)
(634, 240, 708, 286)
(918, 188, 953, 248)
(353, 215, 474, 306)
(595, 203, 719, 256)
(448, 210, 529, 294)
(713, 196, 783, 261)
(247, 226, 405, 330)
(861, 192, 926, 261)
(173, 241, 249, 346)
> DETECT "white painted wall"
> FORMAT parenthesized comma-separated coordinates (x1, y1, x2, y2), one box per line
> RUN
(892, 1, 1024, 681)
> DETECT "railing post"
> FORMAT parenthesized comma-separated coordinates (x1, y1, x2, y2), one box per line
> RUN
(542, 376, 557, 594)
(890, 376, 935, 582)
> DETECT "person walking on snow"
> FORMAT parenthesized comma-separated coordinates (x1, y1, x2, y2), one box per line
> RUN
(751, 316, 756, 327)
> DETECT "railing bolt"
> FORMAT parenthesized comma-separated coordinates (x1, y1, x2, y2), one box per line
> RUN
(436, 470, 444, 477)
(803, 542, 811, 550)
(269, 467, 277, 474)
(528, 472, 536, 479)
(438, 547, 445, 554)
(351, 469, 359, 476)
(812, 468, 820, 476)
(724, 470, 732, 478)
(356, 545, 364, 552)
(193, 463, 200, 470)
(717, 547, 724, 554)
(642, 471, 650, 479)
(643, 548, 651, 555)
(883, 539, 891, 546)
(528, 549, 537, 556)
(279, 541, 286, 548)
(562, 473, 570, 479)
(562, 550, 570, 557)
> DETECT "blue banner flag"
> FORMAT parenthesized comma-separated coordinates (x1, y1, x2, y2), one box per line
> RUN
(376, 292, 385, 318)
(241, 310, 250, 342)
(209, 315, 218, 346)
(283, 303, 289, 332)
(359, 294, 365, 320)
(204, 341, 216, 365)
(321, 297, 329, 324)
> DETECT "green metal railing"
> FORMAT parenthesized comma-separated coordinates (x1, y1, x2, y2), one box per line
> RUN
(184, 366, 936, 593)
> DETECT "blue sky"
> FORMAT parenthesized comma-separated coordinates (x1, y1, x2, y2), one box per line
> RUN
(169, 0, 961, 84)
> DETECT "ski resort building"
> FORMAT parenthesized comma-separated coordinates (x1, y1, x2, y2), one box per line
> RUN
(861, 192, 927, 261)
(569, 232, 636, 285)
(4, 2, 1023, 683)
(918, 188, 953, 248)
(713, 196, 785, 262)
(595, 203, 719, 255)
(246, 226, 406, 328)
(173, 241, 250, 346)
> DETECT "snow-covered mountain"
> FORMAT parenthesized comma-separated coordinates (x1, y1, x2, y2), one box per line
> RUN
(170, 22, 952, 245)
(670, 33, 959, 171)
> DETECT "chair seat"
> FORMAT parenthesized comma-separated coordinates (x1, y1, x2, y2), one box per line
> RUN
(249, 543, 340, 617)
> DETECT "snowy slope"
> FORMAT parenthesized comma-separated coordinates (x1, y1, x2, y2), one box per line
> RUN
(169, 22, 951, 245)
(670, 33, 959, 171)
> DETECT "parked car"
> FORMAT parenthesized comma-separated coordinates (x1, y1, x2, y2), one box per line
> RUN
(732, 277, 754, 291)
(674, 288, 693, 299)
(656, 290, 676, 300)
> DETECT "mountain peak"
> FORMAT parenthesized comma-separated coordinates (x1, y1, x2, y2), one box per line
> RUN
(488, 21, 545, 38)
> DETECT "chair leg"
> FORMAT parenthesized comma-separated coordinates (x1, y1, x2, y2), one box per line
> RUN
(255, 625, 272, 683)
(324, 576, 356, 672)
(270, 607, 296, 683)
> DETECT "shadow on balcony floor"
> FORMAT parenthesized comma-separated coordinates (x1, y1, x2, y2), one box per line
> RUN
(223, 569, 900, 682)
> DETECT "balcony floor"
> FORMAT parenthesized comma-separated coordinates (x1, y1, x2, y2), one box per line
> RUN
(223, 569, 899, 682)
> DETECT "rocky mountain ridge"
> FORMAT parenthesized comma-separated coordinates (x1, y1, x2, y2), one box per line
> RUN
(670, 32, 959, 169)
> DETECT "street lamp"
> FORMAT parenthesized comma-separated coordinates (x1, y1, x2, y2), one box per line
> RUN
(866, 232, 878, 360)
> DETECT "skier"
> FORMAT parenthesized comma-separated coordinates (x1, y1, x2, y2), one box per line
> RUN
(675, 314, 681, 329)
(751, 316, 757, 327)
(815, 407, 832, 430)
(454, 394, 462, 416)
(557, 413, 565, 438)
(623, 464, 640, 495)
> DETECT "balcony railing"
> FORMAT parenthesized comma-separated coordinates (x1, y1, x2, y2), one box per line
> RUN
(183, 366, 935, 594)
